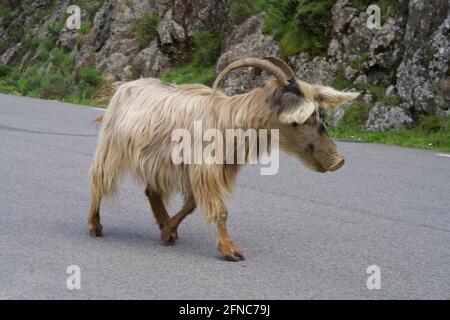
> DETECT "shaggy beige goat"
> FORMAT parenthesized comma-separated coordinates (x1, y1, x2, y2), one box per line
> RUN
(88, 57, 359, 261)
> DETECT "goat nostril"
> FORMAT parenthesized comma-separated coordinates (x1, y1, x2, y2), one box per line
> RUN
(329, 157, 345, 171)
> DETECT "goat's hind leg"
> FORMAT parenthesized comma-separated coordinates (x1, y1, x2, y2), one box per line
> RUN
(88, 137, 121, 237)
(88, 192, 103, 237)
(88, 166, 106, 237)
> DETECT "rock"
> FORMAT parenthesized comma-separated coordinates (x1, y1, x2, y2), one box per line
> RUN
(361, 93, 374, 104)
(367, 17, 403, 69)
(396, 0, 450, 114)
(365, 102, 414, 132)
(290, 53, 337, 85)
(327, 39, 342, 60)
(173, 0, 228, 36)
(96, 52, 131, 81)
(109, 38, 141, 56)
(132, 40, 169, 78)
(354, 74, 368, 84)
(344, 66, 359, 81)
(57, 31, 78, 52)
(215, 13, 278, 95)
(326, 107, 347, 128)
(74, 48, 95, 80)
(385, 85, 397, 96)
(0, 43, 21, 65)
(331, 0, 357, 35)
(108, 0, 134, 37)
(158, 9, 186, 45)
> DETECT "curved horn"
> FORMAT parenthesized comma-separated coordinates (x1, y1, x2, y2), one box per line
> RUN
(213, 58, 289, 93)
(262, 56, 295, 78)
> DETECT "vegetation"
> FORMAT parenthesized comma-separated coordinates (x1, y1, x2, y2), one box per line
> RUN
(229, 0, 336, 57)
(0, 46, 105, 106)
(331, 114, 450, 152)
(329, 101, 450, 152)
(133, 10, 160, 47)
(260, 0, 335, 56)
(160, 64, 215, 86)
(0, 6, 13, 28)
(191, 31, 223, 66)
(160, 31, 222, 86)
(0, 0, 447, 152)
(228, 0, 266, 25)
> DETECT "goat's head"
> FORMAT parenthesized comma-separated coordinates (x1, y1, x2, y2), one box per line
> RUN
(213, 57, 360, 173)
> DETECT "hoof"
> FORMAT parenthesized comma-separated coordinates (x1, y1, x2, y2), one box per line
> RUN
(161, 225, 177, 246)
(223, 250, 245, 262)
(218, 241, 245, 262)
(89, 225, 103, 237)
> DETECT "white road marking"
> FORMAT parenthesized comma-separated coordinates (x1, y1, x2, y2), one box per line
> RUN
(93, 107, 105, 112)
(436, 154, 450, 158)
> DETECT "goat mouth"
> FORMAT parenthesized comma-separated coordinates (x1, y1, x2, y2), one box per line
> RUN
(314, 154, 345, 172)
(327, 157, 345, 172)
(315, 162, 327, 173)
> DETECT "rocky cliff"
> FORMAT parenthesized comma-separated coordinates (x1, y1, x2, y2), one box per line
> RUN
(0, 0, 448, 131)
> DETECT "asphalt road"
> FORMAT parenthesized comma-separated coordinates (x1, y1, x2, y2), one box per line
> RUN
(0, 93, 449, 299)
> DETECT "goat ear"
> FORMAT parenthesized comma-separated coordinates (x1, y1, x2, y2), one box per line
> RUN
(277, 92, 316, 124)
(314, 85, 360, 109)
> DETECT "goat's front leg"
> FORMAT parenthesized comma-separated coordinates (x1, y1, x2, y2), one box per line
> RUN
(216, 211, 245, 261)
(160, 194, 196, 245)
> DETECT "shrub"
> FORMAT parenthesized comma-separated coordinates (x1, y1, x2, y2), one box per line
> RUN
(80, 67, 103, 87)
(41, 73, 73, 99)
(0, 6, 13, 28)
(262, 0, 335, 56)
(0, 64, 11, 77)
(332, 67, 353, 90)
(337, 101, 371, 129)
(46, 20, 65, 37)
(133, 10, 160, 47)
(350, 53, 369, 71)
(18, 75, 42, 95)
(0, 39, 7, 55)
(382, 95, 402, 106)
(228, 0, 266, 25)
(192, 31, 222, 67)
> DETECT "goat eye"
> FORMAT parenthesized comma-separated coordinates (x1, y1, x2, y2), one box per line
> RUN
(291, 122, 299, 128)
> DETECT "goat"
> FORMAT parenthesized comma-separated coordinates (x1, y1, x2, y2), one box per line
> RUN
(88, 57, 359, 261)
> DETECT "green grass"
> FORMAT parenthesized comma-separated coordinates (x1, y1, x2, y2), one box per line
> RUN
(0, 44, 105, 107)
(350, 52, 369, 71)
(159, 30, 222, 86)
(160, 64, 215, 85)
(330, 104, 450, 152)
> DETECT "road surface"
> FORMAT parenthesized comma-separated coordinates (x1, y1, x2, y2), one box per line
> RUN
(0, 94, 449, 299)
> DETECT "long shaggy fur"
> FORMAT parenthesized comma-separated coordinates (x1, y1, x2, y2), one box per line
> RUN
(90, 78, 279, 222)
